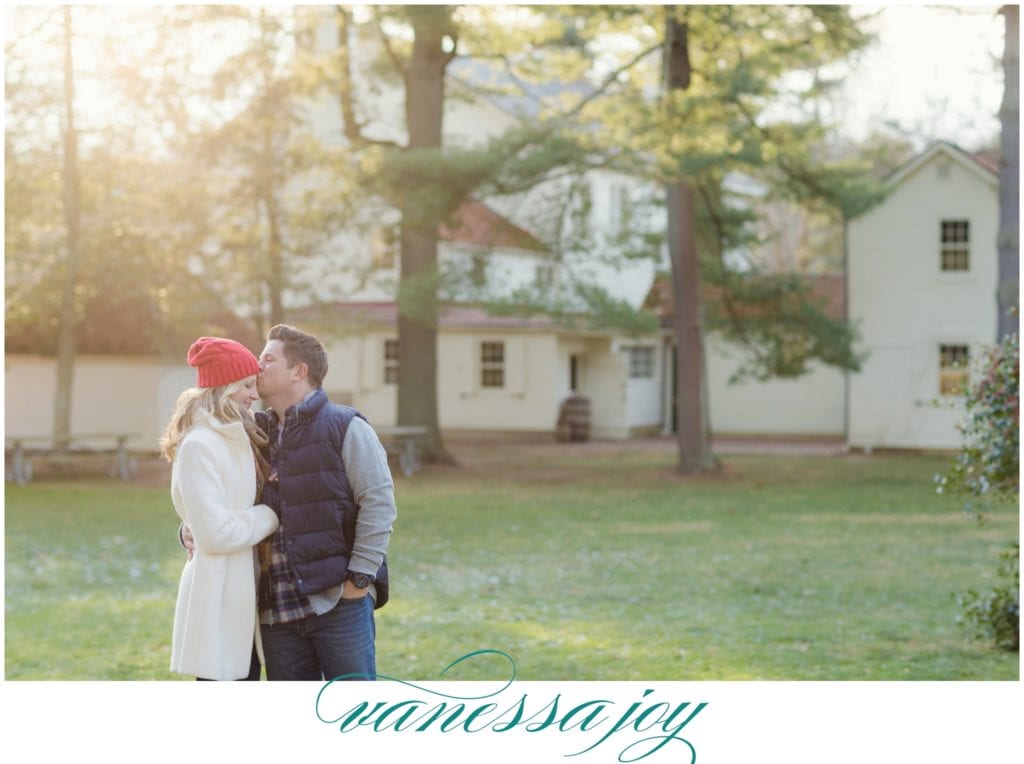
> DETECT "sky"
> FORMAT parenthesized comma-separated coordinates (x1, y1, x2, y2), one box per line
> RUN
(837, 4, 1006, 150)
(1, 3, 1011, 152)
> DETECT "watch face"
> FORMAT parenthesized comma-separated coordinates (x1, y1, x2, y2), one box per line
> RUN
(350, 573, 371, 588)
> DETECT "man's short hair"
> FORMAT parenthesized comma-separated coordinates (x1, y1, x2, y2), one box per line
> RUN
(267, 324, 328, 388)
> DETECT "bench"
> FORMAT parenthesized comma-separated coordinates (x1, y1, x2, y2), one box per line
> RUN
(375, 425, 428, 477)
(5, 433, 141, 484)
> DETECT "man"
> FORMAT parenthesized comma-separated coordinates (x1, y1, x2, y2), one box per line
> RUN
(252, 323, 396, 681)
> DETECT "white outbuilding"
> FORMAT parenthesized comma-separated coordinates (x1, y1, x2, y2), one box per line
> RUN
(846, 141, 1001, 450)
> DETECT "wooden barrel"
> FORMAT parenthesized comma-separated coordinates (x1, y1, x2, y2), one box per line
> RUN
(556, 395, 591, 442)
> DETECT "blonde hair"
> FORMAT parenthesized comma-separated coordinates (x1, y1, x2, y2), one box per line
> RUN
(159, 378, 250, 462)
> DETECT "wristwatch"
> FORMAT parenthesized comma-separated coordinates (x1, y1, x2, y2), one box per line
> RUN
(346, 571, 374, 589)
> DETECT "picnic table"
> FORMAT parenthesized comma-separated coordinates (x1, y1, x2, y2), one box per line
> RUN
(5, 433, 140, 484)
(375, 425, 428, 477)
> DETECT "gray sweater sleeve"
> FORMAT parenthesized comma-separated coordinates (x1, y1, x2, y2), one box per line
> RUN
(342, 416, 397, 575)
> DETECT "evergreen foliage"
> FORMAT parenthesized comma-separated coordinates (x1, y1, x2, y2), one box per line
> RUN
(704, 267, 862, 382)
(3, 5, 916, 459)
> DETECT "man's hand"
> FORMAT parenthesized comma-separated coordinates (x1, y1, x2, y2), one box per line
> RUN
(341, 579, 369, 599)
(179, 524, 195, 561)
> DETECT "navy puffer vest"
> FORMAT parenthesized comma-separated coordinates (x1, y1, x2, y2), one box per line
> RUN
(257, 389, 386, 602)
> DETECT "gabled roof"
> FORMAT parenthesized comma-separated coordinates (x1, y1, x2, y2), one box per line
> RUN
(441, 199, 548, 253)
(884, 140, 999, 189)
(971, 148, 1001, 175)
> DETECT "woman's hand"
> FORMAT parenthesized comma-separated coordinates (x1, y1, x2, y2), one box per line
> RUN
(179, 524, 195, 560)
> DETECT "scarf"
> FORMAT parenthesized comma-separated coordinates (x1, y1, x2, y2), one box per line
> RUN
(242, 413, 271, 500)
(242, 413, 275, 588)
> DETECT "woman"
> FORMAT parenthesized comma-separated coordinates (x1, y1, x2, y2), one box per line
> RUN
(160, 336, 279, 681)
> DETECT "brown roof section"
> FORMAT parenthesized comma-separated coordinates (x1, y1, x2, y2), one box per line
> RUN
(798, 273, 845, 318)
(971, 148, 1001, 175)
(203, 308, 263, 352)
(440, 200, 548, 253)
(644, 272, 846, 322)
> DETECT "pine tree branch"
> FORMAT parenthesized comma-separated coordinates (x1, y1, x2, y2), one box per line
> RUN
(728, 94, 843, 212)
(695, 177, 751, 346)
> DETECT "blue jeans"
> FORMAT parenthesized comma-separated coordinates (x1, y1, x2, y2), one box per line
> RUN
(261, 594, 376, 681)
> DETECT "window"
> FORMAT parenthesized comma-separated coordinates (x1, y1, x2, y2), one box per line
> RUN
(608, 183, 631, 235)
(940, 219, 970, 272)
(384, 339, 399, 384)
(371, 226, 399, 270)
(481, 341, 505, 388)
(535, 263, 554, 287)
(939, 344, 969, 396)
(470, 253, 488, 288)
(625, 345, 655, 379)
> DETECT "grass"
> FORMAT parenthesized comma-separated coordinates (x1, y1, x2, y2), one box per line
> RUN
(4, 440, 1019, 681)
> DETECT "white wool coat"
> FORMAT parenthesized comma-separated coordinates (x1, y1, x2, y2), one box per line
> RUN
(169, 415, 279, 680)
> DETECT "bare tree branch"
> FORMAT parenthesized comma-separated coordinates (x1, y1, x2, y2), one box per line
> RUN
(4, 5, 62, 58)
(371, 6, 409, 81)
(443, 31, 458, 67)
(564, 41, 664, 120)
(335, 5, 401, 149)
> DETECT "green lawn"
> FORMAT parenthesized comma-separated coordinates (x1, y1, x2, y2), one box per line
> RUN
(4, 441, 1018, 680)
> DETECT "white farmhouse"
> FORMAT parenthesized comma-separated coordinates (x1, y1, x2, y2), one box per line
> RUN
(291, 186, 670, 440)
(846, 141, 1001, 450)
(4, 10, 1004, 463)
(285, 20, 672, 440)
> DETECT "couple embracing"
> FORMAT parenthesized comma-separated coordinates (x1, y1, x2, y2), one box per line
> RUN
(160, 324, 397, 681)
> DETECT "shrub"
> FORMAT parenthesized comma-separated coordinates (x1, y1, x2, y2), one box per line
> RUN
(938, 332, 1019, 652)
(936, 333, 1019, 508)
(956, 542, 1020, 652)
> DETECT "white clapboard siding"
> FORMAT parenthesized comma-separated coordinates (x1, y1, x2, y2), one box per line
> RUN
(5, 355, 195, 453)
(847, 142, 999, 450)
(705, 337, 847, 436)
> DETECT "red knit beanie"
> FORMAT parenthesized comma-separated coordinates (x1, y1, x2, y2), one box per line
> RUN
(187, 337, 260, 388)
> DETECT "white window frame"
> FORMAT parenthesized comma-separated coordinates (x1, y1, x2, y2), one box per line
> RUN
(480, 341, 505, 388)
(939, 219, 970, 272)
(608, 183, 631, 235)
(535, 262, 555, 287)
(939, 343, 969, 396)
(625, 345, 656, 379)
(371, 225, 399, 271)
(384, 338, 399, 385)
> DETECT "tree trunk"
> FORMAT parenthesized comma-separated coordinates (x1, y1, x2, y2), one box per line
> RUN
(397, 8, 455, 463)
(997, 4, 1019, 341)
(258, 16, 286, 329)
(666, 182, 717, 473)
(664, 9, 717, 474)
(262, 187, 286, 327)
(54, 6, 81, 451)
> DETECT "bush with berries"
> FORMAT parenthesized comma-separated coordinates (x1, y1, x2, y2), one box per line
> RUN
(937, 332, 1018, 652)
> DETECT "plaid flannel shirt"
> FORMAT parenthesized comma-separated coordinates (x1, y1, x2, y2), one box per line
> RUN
(258, 418, 316, 626)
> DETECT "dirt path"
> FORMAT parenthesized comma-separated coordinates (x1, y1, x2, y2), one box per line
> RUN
(13, 434, 847, 488)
